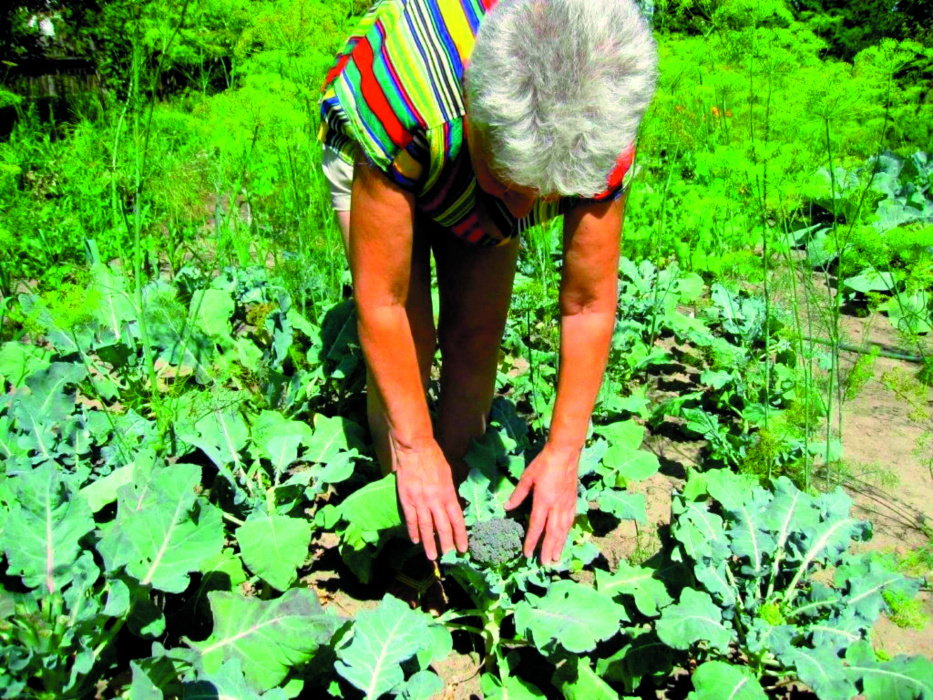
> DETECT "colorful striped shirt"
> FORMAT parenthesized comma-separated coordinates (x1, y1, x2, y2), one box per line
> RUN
(319, 0, 635, 246)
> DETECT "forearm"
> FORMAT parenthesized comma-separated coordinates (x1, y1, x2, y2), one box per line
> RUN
(349, 160, 434, 452)
(548, 308, 616, 449)
(548, 194, 625, 451)
(355, 302, 434, 448)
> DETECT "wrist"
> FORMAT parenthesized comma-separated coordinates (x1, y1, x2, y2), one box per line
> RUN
(543, 437, 584, 458)
(387, 430, 436, 454)
(545, 419, 588, 454)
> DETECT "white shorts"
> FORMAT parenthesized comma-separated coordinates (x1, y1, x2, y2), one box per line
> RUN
(321, 141, 354, 212)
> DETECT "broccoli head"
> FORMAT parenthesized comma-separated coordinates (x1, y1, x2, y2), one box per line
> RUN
(469, 517, 525, 567)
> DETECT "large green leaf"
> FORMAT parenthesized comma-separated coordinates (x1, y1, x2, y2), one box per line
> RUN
(80, 462, 136, 513)
(551, 657, 618, 700)
(185, 406, 250, 473)
(98, 461, 223, 593)
(0, 342, 52, 389)
(0, 414, 26, 462)
(595, 560, 673, 617)
(335, 594, 435, 699)
(779, 647, 853, 700)
(236, 514, 312, 591)
(480, 672, 546, 700)
(459, 466, 509, 525)
(687, 661, 766, 700)
(142, 280, 217, 372)
(514, 580, 627, 654)
(11, 361, 86, 432)
(181, 657, 290, 700)
(304, 414, 365, 463)
(727, 488, 774, 577)
(193, 588, 337, 693)
(693, 561, 739, 608)
(400, 670, 444, 700)
(593, 420, 644, 450)
(596, 631, 673, 694)
(884, 291, 933, 335)
(1, 462, 95, 594)
(589, 488, 647, 523)
(838, 558, 916, 624)
(129, 661, 164, 700)
(761, 477, 818, 578)
(190, 289, 235, 343)
(671, 499, 729, 565)
(843, 268, 896, 294)
(90, 262, 137, 344)
(845, 642, 933, 700)
(682, 469, 758, 511)
(656, 588, 733, 653)
(338, 474, 403, 536)
(599, 444, 659, 487)
(251, 410, 312, 465)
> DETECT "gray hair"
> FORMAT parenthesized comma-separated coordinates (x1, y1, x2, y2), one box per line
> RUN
(465, 0, 658, 197)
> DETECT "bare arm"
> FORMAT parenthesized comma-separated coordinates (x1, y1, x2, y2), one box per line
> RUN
(350, 161, 467, 560)
(507, 192, 627, 563)
(551, 192, 626, 448)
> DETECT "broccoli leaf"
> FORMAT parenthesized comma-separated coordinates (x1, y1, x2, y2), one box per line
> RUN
(778, 647, 853, 700)
(596, 629, 673, 693)
(192, 588, 336, 693)
(551, 656, 617, 700)
(671, 499, 729, 565)
(97, 461, 223, 593)
(845, 641, 933, 700)
(304, 414, 366, 463)
(687, 661, 766, 700)
(335, 594, 437, 700)
(588, 487, 647, 524)
(1, 462, 95, 594)
(480, 672, 546, 700)
(514, 580, 627, 654)
(236, 513, 312, 591)
(595, 560, 673, 617)
(656, 588, 733, 653)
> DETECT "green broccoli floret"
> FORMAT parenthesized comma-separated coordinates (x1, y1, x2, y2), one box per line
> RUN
(469, 517, 525, 567)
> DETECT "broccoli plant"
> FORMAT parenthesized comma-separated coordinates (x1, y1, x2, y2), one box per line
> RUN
(440, 515, 539, 676)
(439, 416, 606, 696)
(643, 469, 933, 698)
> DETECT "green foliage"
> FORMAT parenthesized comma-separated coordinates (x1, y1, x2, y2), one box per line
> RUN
(2, 1, 932, 696)
(335, 594, 450, 700)
(656, 469, 931, 697)
(190, 588, 337, 692)
(0, 263, 376, 697)
(883, 589, 931, 630)
(514, 581, 628, 655)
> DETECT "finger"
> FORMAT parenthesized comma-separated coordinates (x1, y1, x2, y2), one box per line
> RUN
(505, 473, 533, 510)
(540, 516, 558, 565)
(553, 512, 575, 564)
(541, 512, 571, 565)
(447, 500, 469, 553)
(524, 503, 547, 559)
(432, 503, 455, 556)
(417, 507, 437, 561)
(401, 501, 420, 544)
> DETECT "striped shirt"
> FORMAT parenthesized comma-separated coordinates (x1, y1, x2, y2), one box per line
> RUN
(319, 0, 635, 246)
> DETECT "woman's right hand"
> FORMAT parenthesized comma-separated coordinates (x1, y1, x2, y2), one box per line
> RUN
(392, 438, 468, 561)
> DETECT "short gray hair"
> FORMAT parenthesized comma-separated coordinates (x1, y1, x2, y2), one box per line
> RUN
(465, 0, 658, 197)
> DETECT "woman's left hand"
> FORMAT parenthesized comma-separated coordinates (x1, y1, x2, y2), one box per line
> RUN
(505, 443, 580, 565)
